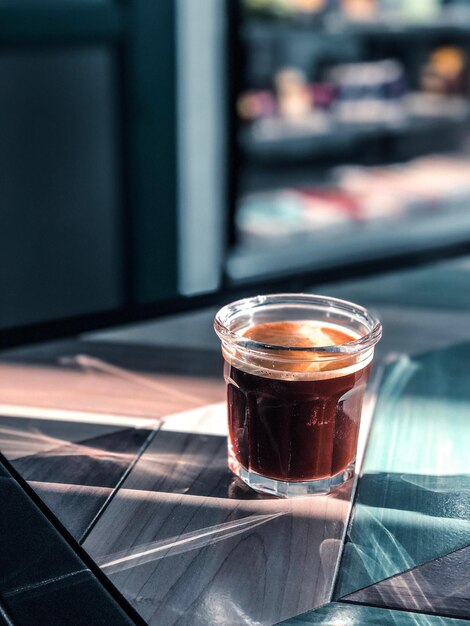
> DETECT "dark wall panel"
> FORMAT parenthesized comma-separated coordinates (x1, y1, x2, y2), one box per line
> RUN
(0, 46, 123, 329)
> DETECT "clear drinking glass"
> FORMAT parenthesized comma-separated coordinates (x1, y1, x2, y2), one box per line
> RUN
(214, 293, 382, 497)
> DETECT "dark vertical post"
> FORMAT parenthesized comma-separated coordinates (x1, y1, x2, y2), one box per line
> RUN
(125, 0, 178, 302)
(224, 0, 243, 268)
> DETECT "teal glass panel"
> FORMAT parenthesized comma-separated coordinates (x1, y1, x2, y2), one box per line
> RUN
(335, 342, 470, 598)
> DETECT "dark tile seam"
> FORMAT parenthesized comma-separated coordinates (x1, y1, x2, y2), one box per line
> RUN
(79, 423, 161, 545)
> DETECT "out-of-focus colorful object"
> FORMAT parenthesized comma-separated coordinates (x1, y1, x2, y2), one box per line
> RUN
(340, 0, 376, 21)
(295, 0, 328, 12)
(421, 47, 468, 96)
(330, 59, 407, 123)
(237, 90, 276, 121)
(275, 68, 313, 120)
(237, 76, 336, 123)
(238, 59, 407, 126)
(237, 51, 470, 144)
(243, 0, 329, 17)
(400, 0, 441, 21)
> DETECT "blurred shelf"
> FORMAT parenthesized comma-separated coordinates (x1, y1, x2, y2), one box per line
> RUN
(335, 17, 470, 38)
(240, 109, 470, 164)
(227, 206, 470, 283)
(242, 15, 470, 43)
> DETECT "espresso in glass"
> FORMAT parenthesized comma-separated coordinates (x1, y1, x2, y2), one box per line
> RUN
(215, 295, 381, 497)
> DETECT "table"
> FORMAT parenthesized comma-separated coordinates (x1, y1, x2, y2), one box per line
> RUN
(1, 257, 470, 625)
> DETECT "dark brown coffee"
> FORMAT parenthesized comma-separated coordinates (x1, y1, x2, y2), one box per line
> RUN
(225, 321, 370, 482)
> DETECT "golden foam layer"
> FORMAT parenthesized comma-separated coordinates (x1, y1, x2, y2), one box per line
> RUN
(242, 321, 356, 348)
(223, 320, 371, 380)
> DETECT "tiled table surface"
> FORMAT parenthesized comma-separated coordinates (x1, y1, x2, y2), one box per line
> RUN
(1, 257, 470, 625)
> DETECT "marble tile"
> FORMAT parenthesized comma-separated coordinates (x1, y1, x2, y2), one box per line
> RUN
(280, 601, 470, 625)
(83, 407, 355, 625)
(0, 339, 224, 434)
(12, 427, 154, 488)
(0, 414, 129, 462)
(344, 544, 470, 619)
(335, 344, 470, 599)
(8, 426, 155, 541)
(0, 358, 220, 422)
(0, 339, 224, 542)
(31, 482, 113, 542)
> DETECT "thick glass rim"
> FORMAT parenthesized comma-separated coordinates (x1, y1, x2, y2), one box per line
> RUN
(214, 293, 382, 355)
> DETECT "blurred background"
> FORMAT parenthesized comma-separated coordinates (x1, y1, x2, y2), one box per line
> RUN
(3, 0, 470, 343)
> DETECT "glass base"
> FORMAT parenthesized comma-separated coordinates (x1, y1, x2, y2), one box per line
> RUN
(233, 464, 355, 497)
